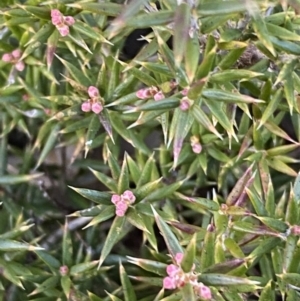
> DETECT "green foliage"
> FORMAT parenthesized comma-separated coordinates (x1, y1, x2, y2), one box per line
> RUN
(1, 0, 300, 300)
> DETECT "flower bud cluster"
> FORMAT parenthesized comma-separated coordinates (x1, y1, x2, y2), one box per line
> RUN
(163, 253, 211, 300)
(51, 9, 75, 37)
(111, 190, 136, 217)
(81, 86, 103, 114)
(2, 49, 25, 71)
(136, 82, 197, 108)
(136, 86, 165, 101)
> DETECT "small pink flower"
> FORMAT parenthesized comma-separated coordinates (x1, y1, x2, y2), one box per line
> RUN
(15, 61, 25, 72)
(154, 91, 165, 101)
(111, 194, 121, 205)
(194, 283, 212, 300)
(81, 101, 91, 112)
(64, 16, 75, 26)
(163, 276, 177, 290)
(122, 190, 136, 204)
(88, 86, 100, 98)
(91, 102, 103, 114)
(2, 53, 13, 62)
(58, 25, 70, 37)
(179, 97, 191, 111)
(166, 264, 180, 277)
(11, 49, 21, 59)
(175, 253, 184, 265)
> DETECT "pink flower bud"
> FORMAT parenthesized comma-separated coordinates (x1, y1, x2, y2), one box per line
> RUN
(11, 49, 22, 59)
(52, 15, 64, 26)
(166, 264, 180, 277)
(207, 224, 215, 232)
(2, 53, 13, 62)
(116, 201, 128, 211)
(181, 88, 189, 96)
(116, 208, 126, 217)
(81, 101, 91, 112)
(91, 102, 103, 114)
(192, 143, 202, 154)
(51, 9, 62, 17)
(112, 195, 129, 216)
(195, 284, 212, 300)
(59, 265, 69, 276)
(179, 97, 191, 111)
(122, 190, 136, 204)
(163, 276, 177, 290)
(88, 86, 100, 98)
(111, 194, 121, 204)
(15, 61, 25, 72)
(58, 25, 70, 37)
(136, 88, 150, 99)
(175, 252, 184, 265)
(64, 16, 75, 26)
(51, 10, 64, 26)
(154, 91, 165, 101)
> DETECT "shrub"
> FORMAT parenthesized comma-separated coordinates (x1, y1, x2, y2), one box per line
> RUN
(1, 0, 300, 300)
